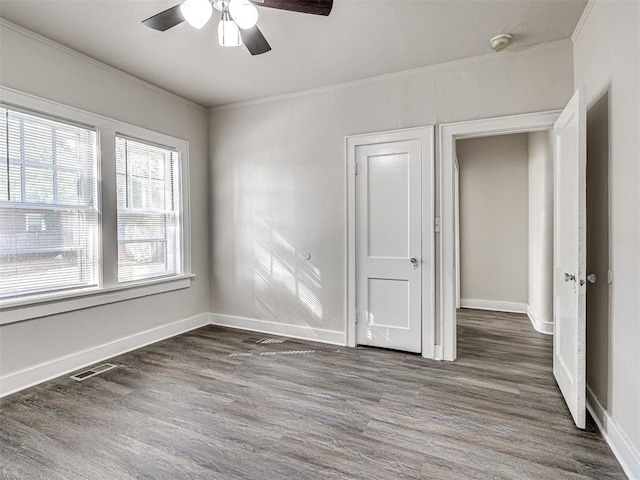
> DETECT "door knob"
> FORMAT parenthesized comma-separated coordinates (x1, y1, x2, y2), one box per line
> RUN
(410, 257, 419, 270)
(564, 272, 576, 282)
(580, 274, 597, 286)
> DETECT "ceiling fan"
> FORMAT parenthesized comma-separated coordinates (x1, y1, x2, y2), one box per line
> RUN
(142, 0, 333, 56)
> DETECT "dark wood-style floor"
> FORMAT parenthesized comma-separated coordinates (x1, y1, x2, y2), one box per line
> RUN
(0, 309, 625, 479)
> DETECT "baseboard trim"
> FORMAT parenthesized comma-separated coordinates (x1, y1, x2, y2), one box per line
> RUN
(210, 313, 346, 346)
(0, 313, 210, 398)
(587, 385, 640, 479)
(433, 345, 443, 361)
(526, 305, 553, 335)
(460, 299, 527, 314)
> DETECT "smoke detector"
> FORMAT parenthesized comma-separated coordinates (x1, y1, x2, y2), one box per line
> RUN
(490, 34, 513, 52)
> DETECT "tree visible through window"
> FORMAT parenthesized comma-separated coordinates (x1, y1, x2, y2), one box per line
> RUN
(0, 107, 99, 299)
(116, 137, 181, 283)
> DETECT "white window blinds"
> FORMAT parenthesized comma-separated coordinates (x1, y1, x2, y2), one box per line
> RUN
(116, 136, 181, 283)
(0, 107, 99, 300)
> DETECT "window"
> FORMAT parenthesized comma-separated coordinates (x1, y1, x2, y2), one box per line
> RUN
(0, 107, 99, 300)
(0, 88, 192, 324)
(116, 137, 182, 283)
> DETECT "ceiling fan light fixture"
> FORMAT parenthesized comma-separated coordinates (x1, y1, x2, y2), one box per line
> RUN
(228, 0, 259, 29)
(180, 0, 213, 29)
(218, 9, 242, 46)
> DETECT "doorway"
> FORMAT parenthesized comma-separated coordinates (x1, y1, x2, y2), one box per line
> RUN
(455, 130, 555, 337)
(455, 132, 534, 318)
(346, 126, 435, 357)
(439, 89, 589, 429)
(439, 111, 561, 361)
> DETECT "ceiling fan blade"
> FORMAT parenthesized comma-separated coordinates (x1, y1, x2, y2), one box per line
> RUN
(251, 0, 333, 16)
(142, 4, 185, 31)
(240, 26, 272, 56)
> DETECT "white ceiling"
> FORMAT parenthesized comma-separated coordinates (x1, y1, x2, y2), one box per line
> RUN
(0, 0, 586, 107)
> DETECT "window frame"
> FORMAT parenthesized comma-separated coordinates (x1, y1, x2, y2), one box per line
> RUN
(115, 134, 183, 284)
(0, 105, 101, 299)
(0, 87, 193, 325)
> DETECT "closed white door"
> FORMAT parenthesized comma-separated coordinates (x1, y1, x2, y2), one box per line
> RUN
(553, 86, 587, 429)
(355, 139, 422, 353)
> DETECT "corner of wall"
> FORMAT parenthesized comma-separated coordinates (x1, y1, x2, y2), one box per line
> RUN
(526, 304, 553, 335)
(587, 385, 640, 479)
(0, 313, 210, 399)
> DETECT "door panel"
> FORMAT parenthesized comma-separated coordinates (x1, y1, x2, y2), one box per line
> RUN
(553, 86, 587, 429)
(368, 279, 410, 329)
(367, 153, 410, 258)
(356, 140, 422, 353)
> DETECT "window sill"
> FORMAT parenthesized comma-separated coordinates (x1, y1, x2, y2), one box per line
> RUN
(0, 274, 196, 325)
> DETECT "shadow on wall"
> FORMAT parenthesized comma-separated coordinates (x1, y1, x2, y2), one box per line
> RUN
(253, 218, 325, 332)
(585, 88, 610, 409)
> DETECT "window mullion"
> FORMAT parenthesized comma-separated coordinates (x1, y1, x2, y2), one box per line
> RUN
(3, 109, 10, 202)
(19, 118, 25, 202)
(125, 139, 130, 209)
(99, 127, 118, 289)
(52, 127, 58, 204)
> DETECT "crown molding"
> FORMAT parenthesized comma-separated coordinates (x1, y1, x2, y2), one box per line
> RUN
(211, 39, 573, 112)
(571, 0, 597, 43)
(0, 18, 207, 113)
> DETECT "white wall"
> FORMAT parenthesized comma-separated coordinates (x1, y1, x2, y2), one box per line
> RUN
(209, 41, 575, 340)
(527, 130, 554, 331)
(573, 0, 640, 471)
(456, 134, 529, 310)
(0, 23, 210, 380)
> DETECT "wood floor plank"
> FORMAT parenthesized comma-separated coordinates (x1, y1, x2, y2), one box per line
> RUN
(0, 309, 626, 479)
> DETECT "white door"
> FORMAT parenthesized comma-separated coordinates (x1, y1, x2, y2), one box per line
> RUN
(553, 86, 587, 429)
(355, 139, 422, 353)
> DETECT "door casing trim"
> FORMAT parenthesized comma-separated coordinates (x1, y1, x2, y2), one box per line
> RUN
(345, 126, 435, 358)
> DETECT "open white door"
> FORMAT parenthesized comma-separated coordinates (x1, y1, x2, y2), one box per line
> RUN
(553, 86, 587, 429)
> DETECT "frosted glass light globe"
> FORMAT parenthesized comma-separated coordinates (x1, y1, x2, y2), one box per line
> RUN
(229, 0, 259, 29)
(218, 12, 241, 46)
(180, 0, 213, 29)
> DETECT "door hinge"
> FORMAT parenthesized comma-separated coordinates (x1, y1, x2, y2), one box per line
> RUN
(434, 218, 441, 233)
(355, 161, 359, 176)
(355, 311, 359, 324)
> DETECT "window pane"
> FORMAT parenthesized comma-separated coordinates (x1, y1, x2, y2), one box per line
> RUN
(0, 208, 99, 298)
(57, 170, 80, 205)
(7, 163, 22, 202)
(149, 152, 165, 179)
(55, 129, 81, 169)
(23, 120, 53, 164)
(7, 116, 22, 161)
(116, 138, 126, 174)
(151, 180, 166, 210)
(24, 166, 54, 203)
(116, 173, 127, 208)
(0, 107, 99, 301)
(130, 176, 149, 210)
(118, 241, 169, 281)
(116, 137, 180, 283)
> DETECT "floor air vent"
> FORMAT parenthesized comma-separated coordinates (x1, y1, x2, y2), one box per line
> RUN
(256, 337, 287, 345)
(229, 350, 315, 357)
(70, 363, 117, 382)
